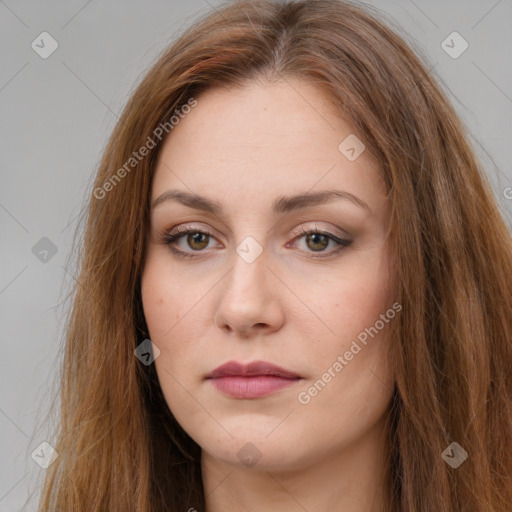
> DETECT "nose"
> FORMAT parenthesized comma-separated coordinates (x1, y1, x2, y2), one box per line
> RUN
(213, 247, 284, 338)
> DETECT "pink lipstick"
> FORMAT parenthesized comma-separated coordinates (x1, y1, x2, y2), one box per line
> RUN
(205, 360, 302, 399)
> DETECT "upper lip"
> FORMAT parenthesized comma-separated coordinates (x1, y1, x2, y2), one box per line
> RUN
(205, 360, 301, 379)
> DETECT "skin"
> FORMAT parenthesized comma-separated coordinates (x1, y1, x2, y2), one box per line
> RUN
(141, 77, 395, 512)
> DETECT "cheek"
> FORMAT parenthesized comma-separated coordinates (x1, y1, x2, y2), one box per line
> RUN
(141, 263, 198, 414)
(141, 256, 206, 378)
(141, 257, 189, 339)
(319, 249, 392, 344)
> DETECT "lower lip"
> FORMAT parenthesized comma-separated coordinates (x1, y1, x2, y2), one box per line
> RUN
(207, 376, 301, 399)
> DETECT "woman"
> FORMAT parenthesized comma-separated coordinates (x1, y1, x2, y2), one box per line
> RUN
(37, 0, 512, 510)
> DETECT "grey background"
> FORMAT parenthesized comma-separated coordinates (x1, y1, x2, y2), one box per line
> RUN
(1, 0, 511, 510)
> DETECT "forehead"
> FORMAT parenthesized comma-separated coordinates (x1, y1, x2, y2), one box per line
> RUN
(151, 79, 386, 215)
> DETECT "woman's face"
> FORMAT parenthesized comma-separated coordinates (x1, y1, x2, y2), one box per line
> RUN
(141, 78, 395, 471)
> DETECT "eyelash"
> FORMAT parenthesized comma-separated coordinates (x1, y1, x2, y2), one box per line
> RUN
(158, 225, 352, 260)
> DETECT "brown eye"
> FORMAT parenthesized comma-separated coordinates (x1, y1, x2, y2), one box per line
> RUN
(305, 233, 329, 252)
(186, 232, 210, 250)
(291, 228, 352, 259)
(160, 228, 218, 258)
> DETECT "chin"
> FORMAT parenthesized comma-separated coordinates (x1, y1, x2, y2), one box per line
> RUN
(200, 432, 318, 472)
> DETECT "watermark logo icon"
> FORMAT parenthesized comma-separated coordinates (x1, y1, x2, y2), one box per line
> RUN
(134, 339, 161, 365)
(441, 441, 468, 468)
(31, 32, 58, 59)
(441, 32, 468, 59)
(236, 236, 263, 264)
(32, 237, 58, 263)
(338, 134, 365, 161)
(31, 441, 58, 469)
(237, 442, 262, 468)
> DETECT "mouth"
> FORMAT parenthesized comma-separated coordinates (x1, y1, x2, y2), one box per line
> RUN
(205, 360, 303, 399)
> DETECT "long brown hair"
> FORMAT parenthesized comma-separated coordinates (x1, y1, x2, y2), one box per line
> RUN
(35, 0, 512, 510)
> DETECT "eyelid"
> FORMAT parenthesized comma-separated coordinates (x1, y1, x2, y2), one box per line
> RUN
(291, 222, 352, 240)
(166, 223, 223, 244)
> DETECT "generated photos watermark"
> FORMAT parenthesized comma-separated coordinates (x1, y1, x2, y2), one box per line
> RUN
(297, 301, 402, 405)
(93, 97, 197, 199)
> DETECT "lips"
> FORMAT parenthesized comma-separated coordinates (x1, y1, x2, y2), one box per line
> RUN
(205, 360, 302, 399)
(205, 360, 301, 379)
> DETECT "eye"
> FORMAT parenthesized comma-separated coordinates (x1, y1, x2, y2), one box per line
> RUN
(159, 227, 219, 259)
(158, 224, 352, 259)
(287, 226, 352, 259)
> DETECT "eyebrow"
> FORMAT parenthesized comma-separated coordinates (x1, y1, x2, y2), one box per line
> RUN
(151, 189, 371, 214)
